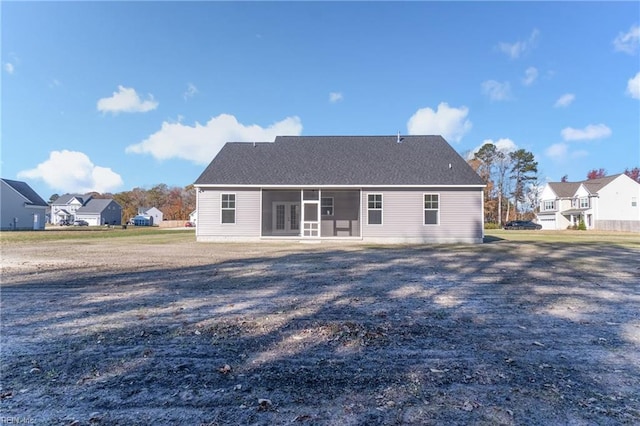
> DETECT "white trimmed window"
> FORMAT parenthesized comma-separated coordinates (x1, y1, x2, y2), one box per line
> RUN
(367, 194, 382, 225)
(424, 193, 439, 225)
(221, 193, 236, 224)
(321, 197, 334, 216)
(579, 197, 589, 208)
(543, 200, 555, 211)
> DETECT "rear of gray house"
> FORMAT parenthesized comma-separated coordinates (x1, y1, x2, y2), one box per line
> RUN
(194, 135, 485, 243)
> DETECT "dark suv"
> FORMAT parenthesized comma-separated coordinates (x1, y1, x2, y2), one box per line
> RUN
(503, 220, 542, 230)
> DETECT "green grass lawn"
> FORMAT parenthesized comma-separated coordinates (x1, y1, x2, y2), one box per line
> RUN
(1, 227, 638, 247)
(0, 226, 195, 245)
(485, 229, 640, 247)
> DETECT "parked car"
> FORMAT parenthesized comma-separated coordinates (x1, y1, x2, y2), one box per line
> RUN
(73, 220, 89, 226)
(184, 221, 194, 227)
(503, 220, 542, 230)
(59, 220, 71, 226)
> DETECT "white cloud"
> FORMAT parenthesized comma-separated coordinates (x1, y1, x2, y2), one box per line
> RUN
(481, 80, 512, 101)
(97, 86, 158, 114)
(329, 92, 343, 103)
(17, 150, 123, 193)
(4, 62, 14, 74)
(522, 67, 538, 86)
(545, 143, 568, 161)
(545, 143, 589, 162)
(406, 102, 472, 143)
(497, 29, 540, 59)
(561, 124, 612, 141)
(183, 83, 198, 100)
(627, 72, 640, 99)
(126, 113, 303, 164)
(554, 93, 575, 108)
(613, 24, 640, 54)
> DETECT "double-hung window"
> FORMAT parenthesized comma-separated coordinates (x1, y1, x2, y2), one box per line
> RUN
(367, 194, 382, 225)
(424, 194, 439, 225)
(221, 193, 236, 224)
(321, 197, 334, 216)
(543, 200, 555, 211)
(579, 197, 589, 209)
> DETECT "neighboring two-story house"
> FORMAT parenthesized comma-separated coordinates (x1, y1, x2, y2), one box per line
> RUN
(51, 193, 122, 226)
(537, 174, 640, 232)
(50, 194, 92, 225)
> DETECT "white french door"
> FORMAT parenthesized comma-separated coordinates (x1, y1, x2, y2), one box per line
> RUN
(272, 202, 300, 234)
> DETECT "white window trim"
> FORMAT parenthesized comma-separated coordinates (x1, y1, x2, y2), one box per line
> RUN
(423, 193, 440, 226)
(543, 200, 555, 211)
(321, 196, 334, 217)
(579, 197, 589, 209)
(367, 193, 383, 225)
(221, 193, 236, 224)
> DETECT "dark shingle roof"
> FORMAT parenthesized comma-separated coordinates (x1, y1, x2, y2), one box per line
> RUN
(548, 174, 623, 197)
(1, 178, 48, 207)
(195, 135, 484, 186)
(76, 199, 120, 214)
(52, 193, 90, 205)
(548, 182, 581, 198)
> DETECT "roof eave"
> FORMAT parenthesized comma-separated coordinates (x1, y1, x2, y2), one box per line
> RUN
(194, 183, 486, 189)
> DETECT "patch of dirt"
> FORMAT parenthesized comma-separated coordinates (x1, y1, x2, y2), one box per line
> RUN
(1, 239, 639, 425)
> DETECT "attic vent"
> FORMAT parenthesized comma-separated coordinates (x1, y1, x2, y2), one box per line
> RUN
(396, 131, 402, 143)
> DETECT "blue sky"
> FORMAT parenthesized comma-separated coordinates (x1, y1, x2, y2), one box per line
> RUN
(2, 1, 639, 199)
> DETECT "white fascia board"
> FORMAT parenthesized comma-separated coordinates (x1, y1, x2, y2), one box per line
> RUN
(194, 184, 486, 189)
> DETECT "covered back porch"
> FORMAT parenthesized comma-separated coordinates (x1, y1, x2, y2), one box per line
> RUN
(261, 189, 361, 238)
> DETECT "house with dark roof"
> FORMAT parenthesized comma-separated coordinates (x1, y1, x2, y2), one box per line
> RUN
(50, 193, 93, 225)
(537, 174, 640, 232)
(75, 199, 123, 226)
(194, 135, 485, 243)
(1, 178, 49, 230)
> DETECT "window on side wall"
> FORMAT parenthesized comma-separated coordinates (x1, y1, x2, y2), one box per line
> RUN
(424, 193, 439, 225)
(221, 193, 236, 224)
(367, 194, 382, 225)
(321, 197, 334, 216)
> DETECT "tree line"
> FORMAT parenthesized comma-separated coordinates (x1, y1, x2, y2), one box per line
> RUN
(467, 143, 640, 225)
(49, 184, 196, 223)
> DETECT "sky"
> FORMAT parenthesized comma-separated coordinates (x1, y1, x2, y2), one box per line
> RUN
(2, 1, 639, 200)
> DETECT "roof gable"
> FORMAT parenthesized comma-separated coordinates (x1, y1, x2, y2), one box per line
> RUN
(76, 199, 120, 214)
(547, 174, 625, 198)
(53, 193, 92, 206)
(195, 135, 484, 186)
(1, 178, 48, 207)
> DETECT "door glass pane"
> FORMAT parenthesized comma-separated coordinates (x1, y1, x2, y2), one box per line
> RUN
(291, 205, 300, 230)
(276, 205, 285, 230)
(304, 203, 318, 221)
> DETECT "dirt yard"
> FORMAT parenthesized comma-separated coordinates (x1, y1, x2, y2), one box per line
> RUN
(1, 235, 639, 425)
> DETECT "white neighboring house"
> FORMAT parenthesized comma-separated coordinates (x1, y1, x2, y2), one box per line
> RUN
(75, 199, 123, 226)
(50, 194, 93, 225)
(537, 174, 640, 232)
(138, 207, 163, 225)
(1, 178, 48, 230)
(189, 210, 197, 226)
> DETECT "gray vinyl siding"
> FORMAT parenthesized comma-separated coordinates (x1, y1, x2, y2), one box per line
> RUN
(0, 181, 47, 231)
(361, 188, 483, 243)
(196, 188, 261, 240)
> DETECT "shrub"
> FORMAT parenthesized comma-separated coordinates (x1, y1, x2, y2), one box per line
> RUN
(578, 218, 587, 231)
(484, 222, 501, 230)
